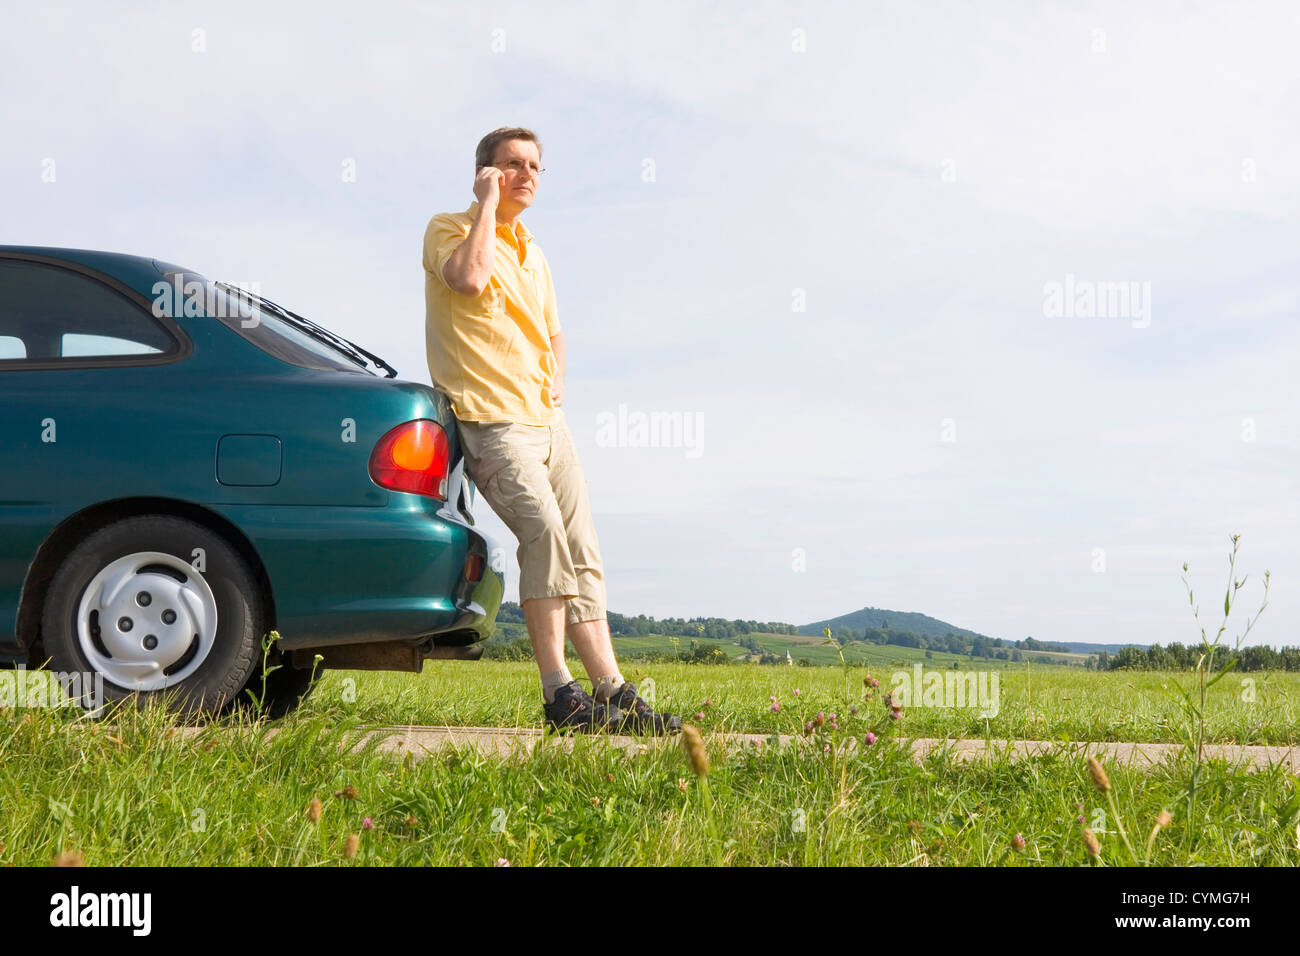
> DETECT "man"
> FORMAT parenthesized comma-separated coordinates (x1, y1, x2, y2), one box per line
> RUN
(422, 126, 681, 735)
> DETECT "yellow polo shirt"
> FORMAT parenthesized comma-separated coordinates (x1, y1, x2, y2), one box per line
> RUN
(422, 200, 561, 425)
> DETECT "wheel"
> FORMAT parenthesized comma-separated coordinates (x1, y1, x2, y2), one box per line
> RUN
(237, 651, 320, 719)
(40, 515, 264, 718)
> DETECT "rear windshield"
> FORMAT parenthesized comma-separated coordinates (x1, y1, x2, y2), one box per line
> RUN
(173, 272, 373, 375)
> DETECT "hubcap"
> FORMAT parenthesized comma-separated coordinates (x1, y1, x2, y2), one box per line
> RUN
(76, 551, 219, 690)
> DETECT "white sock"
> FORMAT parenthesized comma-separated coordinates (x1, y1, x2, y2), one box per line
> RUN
(591, 673, 626, 702)
(541, 665, 574, 704)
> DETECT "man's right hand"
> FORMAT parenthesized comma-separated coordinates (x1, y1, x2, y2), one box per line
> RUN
(474, 166, 505, 207)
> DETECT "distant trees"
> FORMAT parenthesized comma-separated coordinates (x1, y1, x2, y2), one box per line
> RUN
(1110, 646, 1147, 669)
(819, 625, 1070, 661)
(496, 603, 525, 624)
(603, 609, 800, 640)
(494, 604, 805, 640)
(492, 602, 1084, 664)
(1096, 642, 1299, 672)
(1017, 636, 1070, 652)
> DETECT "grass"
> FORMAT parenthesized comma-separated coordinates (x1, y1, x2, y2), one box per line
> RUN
(4, 530, 1294, 867)
(287, 659, 1300, 745)
(2, 659, 1298, 866)
(1, 694, 1296, 866)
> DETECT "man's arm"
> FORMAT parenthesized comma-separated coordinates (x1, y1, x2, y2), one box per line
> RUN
(542, 251, 564, 405)
(549, 331, 565, 405)
(441, 168, 505, 296)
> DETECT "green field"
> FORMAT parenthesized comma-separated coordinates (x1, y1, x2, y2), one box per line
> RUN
(2, 659, 1297, 866)
(289, 657, 1300, 745)
(493, 628, 1096, 669)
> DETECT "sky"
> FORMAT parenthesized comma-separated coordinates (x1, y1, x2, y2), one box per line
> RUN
(2, 1, 1296, 648)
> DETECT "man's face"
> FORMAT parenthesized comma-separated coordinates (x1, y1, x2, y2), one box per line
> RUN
(483, 138, 541, 213)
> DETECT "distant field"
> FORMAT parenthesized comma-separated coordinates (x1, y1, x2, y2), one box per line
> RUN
(6, 656, 1291, 743)
(589, 631, 1092, 668)
(299, 659, 1300, 745)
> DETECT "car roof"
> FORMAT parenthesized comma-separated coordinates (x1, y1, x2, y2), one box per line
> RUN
(0, 246, 196, 290)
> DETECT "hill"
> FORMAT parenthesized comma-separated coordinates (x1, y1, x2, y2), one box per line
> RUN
(801, 607, 991, 641)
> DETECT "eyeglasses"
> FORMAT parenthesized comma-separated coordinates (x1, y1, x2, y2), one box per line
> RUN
(497, 158, 545, 178)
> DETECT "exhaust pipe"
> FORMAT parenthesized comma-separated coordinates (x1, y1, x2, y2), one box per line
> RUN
(290, 639, 485, 672)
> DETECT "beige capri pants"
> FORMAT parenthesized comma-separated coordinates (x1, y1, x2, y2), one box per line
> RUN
(456, 408, 607, 627)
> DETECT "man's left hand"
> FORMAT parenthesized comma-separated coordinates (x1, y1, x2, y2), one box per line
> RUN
(550, 377, 565, 406)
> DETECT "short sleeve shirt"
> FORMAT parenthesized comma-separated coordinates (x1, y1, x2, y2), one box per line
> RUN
(422, 200, 561, 424)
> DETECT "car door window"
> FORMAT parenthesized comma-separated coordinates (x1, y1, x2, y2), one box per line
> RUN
(0, 259, 179, 364)
(61, 333, 164, 357)
(0, 335, 24, 359)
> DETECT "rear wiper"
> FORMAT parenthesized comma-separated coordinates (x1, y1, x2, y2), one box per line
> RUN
(215, 282, 398, 378)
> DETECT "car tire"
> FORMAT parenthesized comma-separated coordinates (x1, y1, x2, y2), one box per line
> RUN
(40, 515, 264, 718)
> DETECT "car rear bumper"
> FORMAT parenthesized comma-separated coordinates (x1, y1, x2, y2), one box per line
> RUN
(213, 480, 504, 651)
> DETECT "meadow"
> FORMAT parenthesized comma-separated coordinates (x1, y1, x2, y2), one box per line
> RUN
(1, 654, 1298, 866)
(310, 655, 1300, 745)
(598, 630, 1092, 668)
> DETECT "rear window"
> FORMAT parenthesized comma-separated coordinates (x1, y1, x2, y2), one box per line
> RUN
(174, 272, 373, 375)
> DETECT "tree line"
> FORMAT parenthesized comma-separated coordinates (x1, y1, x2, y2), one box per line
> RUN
(1091, 643, 1300, 672)
(494, 603, 802, 639)
(823, 626, 1070, 659)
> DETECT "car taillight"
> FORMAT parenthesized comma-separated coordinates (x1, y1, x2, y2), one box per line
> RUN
(369, 420, 450, 499)
(463, 553, 484, 583)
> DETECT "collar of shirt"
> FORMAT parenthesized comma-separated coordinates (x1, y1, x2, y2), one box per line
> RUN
(466, 200, 532, 250)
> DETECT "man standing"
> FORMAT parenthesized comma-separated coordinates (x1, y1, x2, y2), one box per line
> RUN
(422, 126, 680, 735)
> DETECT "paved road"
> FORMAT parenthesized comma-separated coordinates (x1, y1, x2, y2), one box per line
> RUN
(151, 723, 1298, 771)
(351, 725, 1300, 772)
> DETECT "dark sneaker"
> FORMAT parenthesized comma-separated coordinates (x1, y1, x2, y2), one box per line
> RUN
(606, 682, 682, 735)
(544, 680, 621, 733)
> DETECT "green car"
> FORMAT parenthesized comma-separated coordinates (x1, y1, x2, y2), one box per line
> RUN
(0, 247, 503, 716)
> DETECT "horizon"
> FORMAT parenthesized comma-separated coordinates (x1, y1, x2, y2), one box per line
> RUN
(496, 599, 1291, 651)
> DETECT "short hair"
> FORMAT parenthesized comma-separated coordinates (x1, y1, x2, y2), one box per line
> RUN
(475, 127, 543, 169)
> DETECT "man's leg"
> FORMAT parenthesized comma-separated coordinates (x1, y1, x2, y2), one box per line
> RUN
(567, 617, 620, 696)
(545, 411, 625, 700)
(457, 418, 582, 705)
(521, 596, 567, 671)
(544, 412, 679, 732)
(522, 596, 574, 703)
